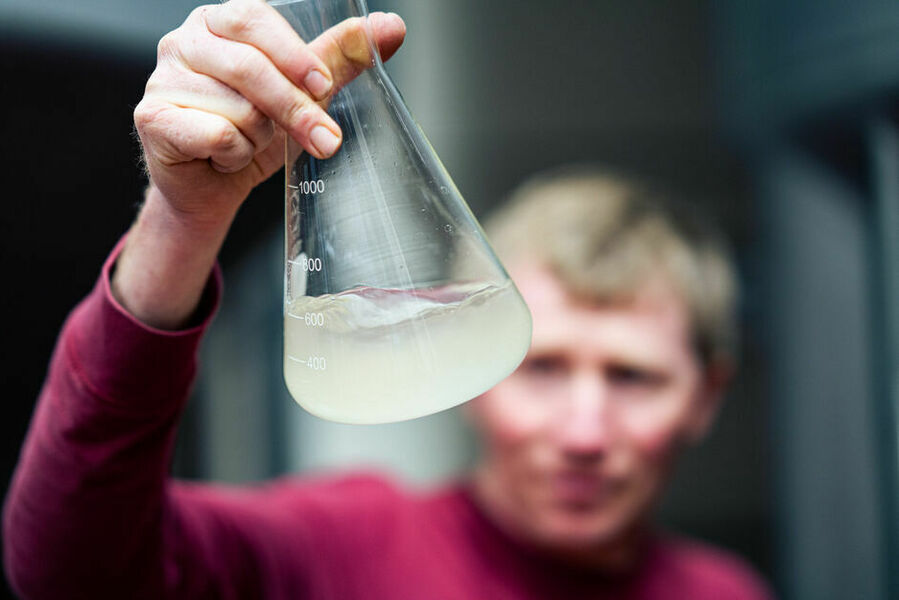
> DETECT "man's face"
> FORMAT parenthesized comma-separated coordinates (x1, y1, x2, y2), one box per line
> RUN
(470, 264, 720, 550)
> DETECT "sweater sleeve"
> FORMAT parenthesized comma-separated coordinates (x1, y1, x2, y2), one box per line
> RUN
(2, 237, 226, 599)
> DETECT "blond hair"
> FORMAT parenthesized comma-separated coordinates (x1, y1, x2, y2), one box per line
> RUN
(484, 166, 739, 366)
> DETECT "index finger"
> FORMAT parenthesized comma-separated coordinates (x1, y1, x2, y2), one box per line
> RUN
(205, 0, 334, 100)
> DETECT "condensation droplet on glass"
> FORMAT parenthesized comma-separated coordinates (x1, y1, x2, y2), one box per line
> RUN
(444, 224, 454, 234)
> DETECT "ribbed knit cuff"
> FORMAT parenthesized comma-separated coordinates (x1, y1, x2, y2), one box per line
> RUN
(63, 236, 222, 414)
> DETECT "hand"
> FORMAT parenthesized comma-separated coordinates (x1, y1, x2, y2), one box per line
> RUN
(133, 0, 406, 226)
(115, 1, 405, 330)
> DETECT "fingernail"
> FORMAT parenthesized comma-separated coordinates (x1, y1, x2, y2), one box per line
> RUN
(310, 125, 341, 157)
(304, 69, 332, 100)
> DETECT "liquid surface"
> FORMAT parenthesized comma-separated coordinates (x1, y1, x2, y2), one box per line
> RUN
(284, 281, 532, 423)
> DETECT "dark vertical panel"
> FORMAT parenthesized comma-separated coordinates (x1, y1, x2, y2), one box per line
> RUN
(761, 146, 884, 600)
(867, 114, 899, 600)
(0, 38, 153, 599)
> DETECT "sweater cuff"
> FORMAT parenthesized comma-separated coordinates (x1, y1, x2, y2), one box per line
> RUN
(64, 236, 222, 414)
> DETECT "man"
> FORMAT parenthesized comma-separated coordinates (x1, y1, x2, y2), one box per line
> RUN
(3, 1, 771, 598)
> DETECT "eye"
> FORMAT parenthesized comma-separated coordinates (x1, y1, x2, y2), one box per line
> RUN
(606, 364, 666, 388)
(519, 355, 568, 378)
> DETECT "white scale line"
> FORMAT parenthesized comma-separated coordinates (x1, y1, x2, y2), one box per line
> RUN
(286, 355, 307, 364)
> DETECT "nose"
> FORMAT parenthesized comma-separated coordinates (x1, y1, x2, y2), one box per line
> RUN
(554, 368, 614, 460)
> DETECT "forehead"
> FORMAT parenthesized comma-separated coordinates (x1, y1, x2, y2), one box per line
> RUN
(508, 264, 694, 364)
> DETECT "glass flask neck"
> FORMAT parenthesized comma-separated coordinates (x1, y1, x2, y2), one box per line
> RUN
(268, 0, 382, 70)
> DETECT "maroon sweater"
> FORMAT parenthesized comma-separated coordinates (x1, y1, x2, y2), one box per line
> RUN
(3, 242, 773, 599)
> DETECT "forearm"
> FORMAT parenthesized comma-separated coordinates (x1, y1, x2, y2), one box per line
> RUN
(112, 184, 234, 330)
(3, 244, 218, 598)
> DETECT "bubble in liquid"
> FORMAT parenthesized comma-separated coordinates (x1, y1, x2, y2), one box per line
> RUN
(444, 224, 454, 234)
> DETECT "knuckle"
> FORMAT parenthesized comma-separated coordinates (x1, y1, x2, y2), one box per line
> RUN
(233, 104, 272, 148)
(211, 121, 241, 152)
(159, 4, 211, 59)
(291, 46, 328, 81)
(142, 71, 166, 96)
(244, 107, 272, 135)
(133, 102, 150, 130)
(133, 100, 163, 134)
(224, 49, 260, 86)
(218, 0, 259, 37)
(186, 5, 211, 23)
(156, 31, 179, 60)
(285, 96, 318, 133)
(257, 121, 276, 147)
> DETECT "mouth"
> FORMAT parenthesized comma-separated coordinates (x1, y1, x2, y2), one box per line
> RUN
(549, 471, 614, 507)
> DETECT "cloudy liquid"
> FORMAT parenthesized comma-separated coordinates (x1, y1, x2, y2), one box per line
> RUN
(284, 280, 532, 424)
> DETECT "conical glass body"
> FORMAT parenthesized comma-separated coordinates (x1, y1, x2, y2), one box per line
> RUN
(272, 0, 531, 424)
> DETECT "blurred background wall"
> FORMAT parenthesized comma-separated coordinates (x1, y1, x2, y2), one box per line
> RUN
(2, 1, 898, 599)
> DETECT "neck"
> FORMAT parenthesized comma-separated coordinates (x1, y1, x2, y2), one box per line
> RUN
(468, 464, 651, 574)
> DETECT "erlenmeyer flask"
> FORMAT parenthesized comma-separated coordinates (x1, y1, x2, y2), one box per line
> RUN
(273, 0, 532, 424)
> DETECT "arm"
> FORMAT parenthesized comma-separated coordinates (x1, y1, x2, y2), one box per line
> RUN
(3, 1, 405, 597)
(3, 242, 218, 599)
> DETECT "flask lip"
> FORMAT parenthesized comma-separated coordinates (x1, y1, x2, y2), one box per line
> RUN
(267, 0, 379, 69)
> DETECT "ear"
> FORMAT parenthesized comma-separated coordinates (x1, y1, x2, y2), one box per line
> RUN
(684, 359, 733, 443)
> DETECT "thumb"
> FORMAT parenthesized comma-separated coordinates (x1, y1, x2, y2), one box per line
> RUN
(307, 12, 406, 94)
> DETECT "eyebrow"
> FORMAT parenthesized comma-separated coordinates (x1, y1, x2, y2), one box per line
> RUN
(527, 339, 672, 369)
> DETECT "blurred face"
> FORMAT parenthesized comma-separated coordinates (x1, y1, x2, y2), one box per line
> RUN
(469, 265, 721, 553)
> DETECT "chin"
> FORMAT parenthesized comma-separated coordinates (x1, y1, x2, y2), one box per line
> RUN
(536, 506, 632, 550)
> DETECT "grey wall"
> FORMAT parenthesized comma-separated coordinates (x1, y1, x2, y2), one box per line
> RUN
(760, 147, 885, 600)
(379, 0, 745, 225)
(1, 0, 201, 55)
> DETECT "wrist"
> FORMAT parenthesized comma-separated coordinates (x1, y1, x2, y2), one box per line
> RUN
(111, 185, 234, 330)
(141, 183, 238, 237)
